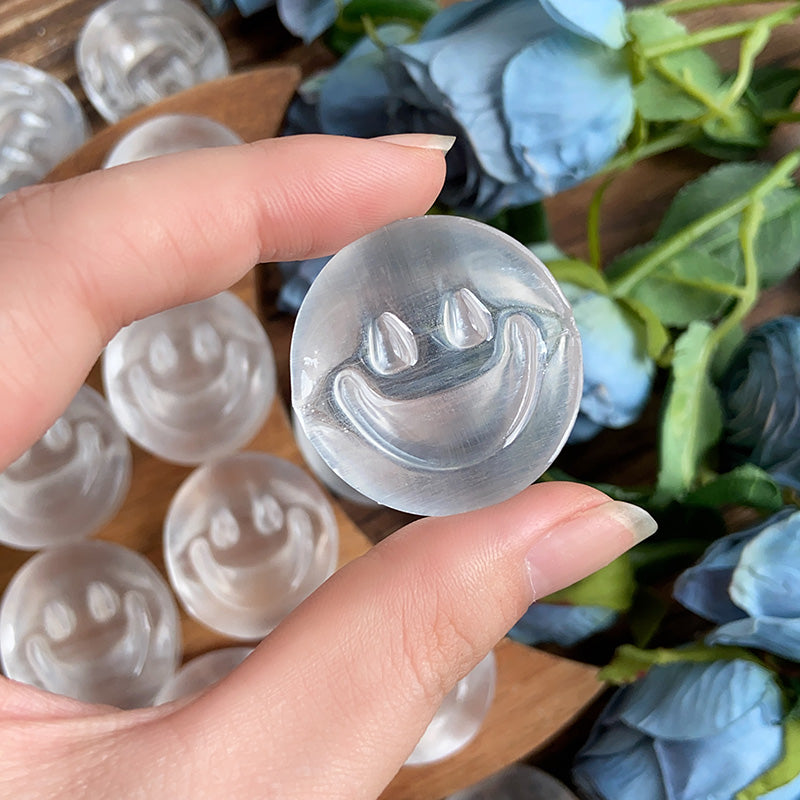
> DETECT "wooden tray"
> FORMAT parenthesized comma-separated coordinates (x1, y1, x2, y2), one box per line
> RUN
(0, 67, 605, 799)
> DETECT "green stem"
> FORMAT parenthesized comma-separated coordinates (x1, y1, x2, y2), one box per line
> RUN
(642, 5, 800, 59)
(655, 0, 790, 12)
(651, 58, 731, 120)
(722, 19, 771, 108)
(587, 177, 615, 270)
(764, 110, 800, 124)
(600, 125, 700, 175)
(610, 149, 800, 297)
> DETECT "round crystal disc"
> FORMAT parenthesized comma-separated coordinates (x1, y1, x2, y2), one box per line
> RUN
(103, 113, 243, 168)
(0, 59, 88, 197)
(76, 0, 230, 123)
(446, 765, 579, 799)
(0, 385, 131, 550)
(291, 216, 582, 516)
(155, 646, 253, 704)
(0, 540, 181, 708)
(406, 651, 496, 766)
(102, 291, 277, 465)
(164, 453, 339, 639)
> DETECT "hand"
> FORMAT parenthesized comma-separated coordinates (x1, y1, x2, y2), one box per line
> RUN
(0, 134, 656, 799)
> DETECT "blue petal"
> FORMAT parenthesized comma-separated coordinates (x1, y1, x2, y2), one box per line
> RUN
(655, 698, 784, 800)
(508, 603, 617, 647)
(560, 284, 653, 430)
(232, 0, 273, 15)
(616, 660, 779, 741)
(673, 527, 755, 624)
(567, 413, 604, 444)
(277, 0, 344, 42)
(319, 25, 414, 137)
(731, 509, 800, 618)
(502, 32, 634, 198)
(709, 616, 800, 662)
(574, 737, 667, 800)
(540, 0, 627, 48)
(418, 0, 499, 40)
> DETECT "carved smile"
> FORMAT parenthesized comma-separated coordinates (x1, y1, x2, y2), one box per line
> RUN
(332, 313, 544, 470)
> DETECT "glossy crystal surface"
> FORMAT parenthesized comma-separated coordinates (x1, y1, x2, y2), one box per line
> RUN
(0, 59, 88, 197)
(0, 540, 180, 708)
(164, 453, 338, 639)
(155, 645, 253, 704)
(406, 651, 496, 766)
(103, 291, 276, 465)
(291, 216, 582, 516)
(0, 385, 131, 550)
(446, 765, 579, 799)
(103, 113, 242, 168)
(76, 0, 230, 123)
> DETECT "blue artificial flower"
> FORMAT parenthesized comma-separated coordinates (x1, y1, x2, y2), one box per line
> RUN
(286, 0, 634, 217)
(560, 283, 654, 443)
(573, 659, 800, 800)
(674, 508, 800, 661)
(718, 317, 800, 491)
(509, 602, 618, 647)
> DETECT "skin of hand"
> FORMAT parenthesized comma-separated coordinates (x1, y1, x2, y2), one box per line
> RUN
(0, 133, 657, 800)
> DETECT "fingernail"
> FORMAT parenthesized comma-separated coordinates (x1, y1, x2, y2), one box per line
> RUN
(373, 133, 456, 153)
(526, 501, 657, 601)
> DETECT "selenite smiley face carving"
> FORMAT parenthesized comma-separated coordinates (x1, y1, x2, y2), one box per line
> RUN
(291, 216, 583, 517)
(103, 292, 276, 465)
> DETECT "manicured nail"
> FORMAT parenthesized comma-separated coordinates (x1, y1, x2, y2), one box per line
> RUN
(526, 501, 658, 601)
(373, 133, 456, 153)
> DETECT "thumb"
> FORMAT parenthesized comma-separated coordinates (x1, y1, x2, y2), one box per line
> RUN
(119, 482, 656, 799)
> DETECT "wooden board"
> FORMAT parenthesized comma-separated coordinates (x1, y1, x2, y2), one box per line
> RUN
(0, 65, 605, 799)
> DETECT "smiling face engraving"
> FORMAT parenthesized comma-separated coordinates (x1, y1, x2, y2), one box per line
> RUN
(164, 454, 339, 640)
(103, 292, 276, 465)
(291, 216, 583, 517)
(0, 541, 180, 708)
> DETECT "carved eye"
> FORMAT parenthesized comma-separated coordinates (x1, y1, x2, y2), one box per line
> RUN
(43, 600, 77, 641)
(441, 288, 494, 350)
(252, 493, 284, 535)
(191, 322, 223, 364)
(209, 507, 240, 549)
(86, 581, 120, 623)
(148, 332, 179, 375)
(367, 312, 418, 375)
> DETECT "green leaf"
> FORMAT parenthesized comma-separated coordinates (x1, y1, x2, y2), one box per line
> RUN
(710, 322, 745, 380)
(549, 259, 610, 294)
(628, 587, 669, 649)
(327, 0, 438, 53)
(655, 162, 800, 287)
(685, 464, 784, 512)
(543, 555, 636, 612)
(702, 102, 767, 149)
(490, 202, 549, 245)
(749, 65, 800, 115)
(600, 643, 763, 686)
(617, 296, 672, 364)
(737, 718, 800, 800)
(609, 245, 738, 327)
(656, 322, 723, 499)
(628, 10, 726, 123)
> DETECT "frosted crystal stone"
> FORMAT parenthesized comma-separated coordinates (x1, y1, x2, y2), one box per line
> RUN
(291, 216, 582, 516)
(76, 0, 230, 123)
(446, 765, 579, 799)
(0, 59, 89, 197)
(0, 386, 131, 550)
(154, 646, 253, 704)
(103, 291, 276, 465)
(164, 453, 338, 639)
(0, 540, 180, 708)
(103, 113, 242, 168)
(406, 652, 496, 766)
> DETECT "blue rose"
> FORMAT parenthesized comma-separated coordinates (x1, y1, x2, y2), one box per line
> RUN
(287, 0, 634, 218)
(560, 283, 655, 443)
(718, 317, 800, 491)
(573, 659, 800, 800)
(674, 508, 800, 661)
(509, 602, 618, 647)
